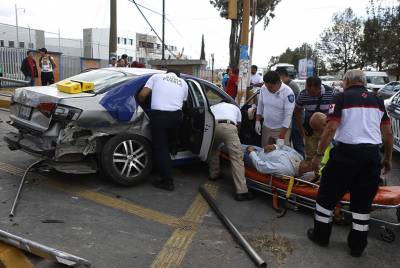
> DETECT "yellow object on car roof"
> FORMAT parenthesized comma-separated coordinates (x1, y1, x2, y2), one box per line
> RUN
(56, 80, 94, 94)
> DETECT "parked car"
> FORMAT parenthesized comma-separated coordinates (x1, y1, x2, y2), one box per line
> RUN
(5, 68, 237, 185)
(364, 71, 390, 93)
(378, 81, 400, 100)
(384, 90, 400, 152)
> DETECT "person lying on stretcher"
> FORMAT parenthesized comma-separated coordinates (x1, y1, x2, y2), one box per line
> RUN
(243, 144, 315, 178)
(241, 112, 329, 180)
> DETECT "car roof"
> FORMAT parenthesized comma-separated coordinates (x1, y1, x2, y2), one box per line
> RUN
(103, 67, 165, 76)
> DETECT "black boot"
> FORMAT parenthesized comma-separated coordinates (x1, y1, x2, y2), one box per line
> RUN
(152, 179, 175, 191)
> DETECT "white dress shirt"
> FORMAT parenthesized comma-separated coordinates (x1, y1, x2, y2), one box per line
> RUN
(248, 145, 303, 176)
(210, 102, 241, 124)
(256, 83, 295, 129)
(144, 73, 188, 111)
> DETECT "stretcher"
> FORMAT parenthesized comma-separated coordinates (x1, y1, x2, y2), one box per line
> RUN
(220, 152, 400, 243)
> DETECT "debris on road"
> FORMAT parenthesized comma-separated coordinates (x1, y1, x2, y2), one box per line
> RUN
(0, 229, 91, 267)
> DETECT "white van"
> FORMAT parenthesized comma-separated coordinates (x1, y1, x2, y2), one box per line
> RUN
(364, 71, 390, 92)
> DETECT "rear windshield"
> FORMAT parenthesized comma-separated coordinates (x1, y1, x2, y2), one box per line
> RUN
(58, 69, 135, 92)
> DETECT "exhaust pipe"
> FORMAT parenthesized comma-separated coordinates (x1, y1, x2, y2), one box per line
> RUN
(199, 186, 267, 268)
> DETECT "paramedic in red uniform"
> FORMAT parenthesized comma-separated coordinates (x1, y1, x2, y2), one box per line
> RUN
(307, 69, 393, 257)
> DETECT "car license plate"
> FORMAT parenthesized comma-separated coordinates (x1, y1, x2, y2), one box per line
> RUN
(19, 105, 32, 120)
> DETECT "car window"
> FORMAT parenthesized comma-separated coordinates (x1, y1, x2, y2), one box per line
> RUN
(187, 80, 205, 108)
(202, 83, 225, 106)
(367, 76, 390, 85)
(59, 69, 134, 93)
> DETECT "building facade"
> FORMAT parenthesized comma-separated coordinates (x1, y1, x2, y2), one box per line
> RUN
(0, 23, 44, 50)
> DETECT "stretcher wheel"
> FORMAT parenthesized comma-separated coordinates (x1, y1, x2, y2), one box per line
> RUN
(380, 226, 395, 243)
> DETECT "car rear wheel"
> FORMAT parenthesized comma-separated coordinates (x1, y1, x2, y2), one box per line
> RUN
(101, 134, 152, 186)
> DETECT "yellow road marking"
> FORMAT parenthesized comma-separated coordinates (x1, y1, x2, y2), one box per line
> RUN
(0, 242, 35, 268)
(0, 161, 220, 267)
(0, 162, 179, 227)
(150, 182, 218, 268)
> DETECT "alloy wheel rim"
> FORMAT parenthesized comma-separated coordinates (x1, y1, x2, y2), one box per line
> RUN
(112, 140, 147, 178)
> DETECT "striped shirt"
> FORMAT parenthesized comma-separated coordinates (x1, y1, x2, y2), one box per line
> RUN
(328, 86, 390, 144)
(296, 85, 334, 119)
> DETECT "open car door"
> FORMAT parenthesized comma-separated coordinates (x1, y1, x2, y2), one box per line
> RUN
(183, 79, 215, 161)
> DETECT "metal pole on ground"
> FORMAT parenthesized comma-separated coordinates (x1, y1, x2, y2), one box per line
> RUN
(199, 186, 267, 268)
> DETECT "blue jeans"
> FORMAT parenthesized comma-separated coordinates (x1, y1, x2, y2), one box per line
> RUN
(291, 114, 305, 158)
(24, 76, 36, 86)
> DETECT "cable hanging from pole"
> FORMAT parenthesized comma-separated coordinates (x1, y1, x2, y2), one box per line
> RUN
(128, 0, 177, 58)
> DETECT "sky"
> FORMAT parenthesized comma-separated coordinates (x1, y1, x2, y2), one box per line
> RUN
(0, 0, 397, 68)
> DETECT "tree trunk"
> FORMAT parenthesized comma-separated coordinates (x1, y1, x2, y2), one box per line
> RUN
(229, 20, 238, 68)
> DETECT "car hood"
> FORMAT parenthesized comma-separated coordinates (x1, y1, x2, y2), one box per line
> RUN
(13, 85, 95, 107)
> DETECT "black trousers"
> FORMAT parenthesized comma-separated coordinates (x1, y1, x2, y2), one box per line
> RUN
(313, 143, 380, 252)
(149, 110, 182, 182)
(41, 72, 54, 85)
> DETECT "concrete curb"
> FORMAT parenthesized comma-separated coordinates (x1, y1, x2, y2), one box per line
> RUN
(0, 96, 11, 110)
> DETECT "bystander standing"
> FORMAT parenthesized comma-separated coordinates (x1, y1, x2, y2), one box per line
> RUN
(38, 48, 56, 85)
(226, 67, 239, 100)
(20, 50, 38, 86)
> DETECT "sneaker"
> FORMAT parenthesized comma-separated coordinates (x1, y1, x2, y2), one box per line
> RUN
(307, 228, 329, 247)
(234, 192, 255, 201)
(152, 180, 175, 191)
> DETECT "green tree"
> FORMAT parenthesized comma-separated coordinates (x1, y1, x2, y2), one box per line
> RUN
(200, 34, 206, 60)
(385, 5, 400, 79)
(317, 8, 363, 72)
(210, 0, 281, 68)
(360, 0, 390, 70)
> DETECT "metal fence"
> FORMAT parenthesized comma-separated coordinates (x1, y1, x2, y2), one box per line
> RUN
(60, 55, 81, 80)
(0, 47, 27, 87)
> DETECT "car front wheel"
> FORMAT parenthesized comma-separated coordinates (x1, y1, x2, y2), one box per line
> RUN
(101, 134, 152, 186)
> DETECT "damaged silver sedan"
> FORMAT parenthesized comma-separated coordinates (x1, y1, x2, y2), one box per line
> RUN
(5, 68, 236, 185)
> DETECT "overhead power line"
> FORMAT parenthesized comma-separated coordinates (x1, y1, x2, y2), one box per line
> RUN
(128, 0, 177, 58)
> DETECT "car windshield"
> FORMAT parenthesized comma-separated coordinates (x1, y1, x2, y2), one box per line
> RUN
(58, 69, 134, 93)
(367, 76, 390, 85)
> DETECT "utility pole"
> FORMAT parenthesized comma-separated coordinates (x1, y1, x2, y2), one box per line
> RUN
(58, 28, 61, 52)
(15, 4, 19, 47)
(211, 53, 215, 83)
(238, 0, 250, 105)
(247, 0, 257, 90)
(109, 0, 118, 62)
(162, 0, 165, 60)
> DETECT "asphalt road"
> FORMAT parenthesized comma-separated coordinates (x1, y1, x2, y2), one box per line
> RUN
(0, 110, 399, 268)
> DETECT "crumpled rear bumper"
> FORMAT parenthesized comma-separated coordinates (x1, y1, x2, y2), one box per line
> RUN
(4, 132, 54, 158)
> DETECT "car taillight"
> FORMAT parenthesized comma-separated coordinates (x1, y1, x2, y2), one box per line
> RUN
(53, 105, 82, 121)
(37, 103, 56, 117)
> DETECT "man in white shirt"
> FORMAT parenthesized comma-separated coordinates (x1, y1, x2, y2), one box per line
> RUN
(209, 101, 254, 201)
(255, 71, 295, 146)
(139, 69, 188, 191)
(250, 65, 264, 93)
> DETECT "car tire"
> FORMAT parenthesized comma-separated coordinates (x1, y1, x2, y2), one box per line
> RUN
(101, 133, 152, 186)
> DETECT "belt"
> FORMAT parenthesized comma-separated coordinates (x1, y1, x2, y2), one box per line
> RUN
(336, 142, 379, 149)
(217, 120, 236, 126)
